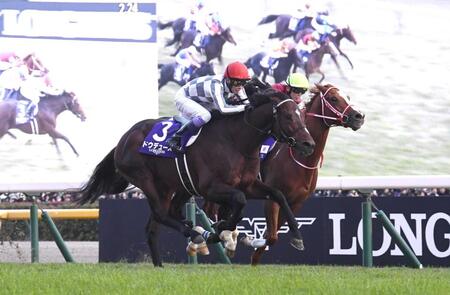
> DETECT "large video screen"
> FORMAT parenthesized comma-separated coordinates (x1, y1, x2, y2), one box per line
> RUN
(157, 0, 450, 176)
(0, 1, 158, 184)
(1, 0, 449, 188)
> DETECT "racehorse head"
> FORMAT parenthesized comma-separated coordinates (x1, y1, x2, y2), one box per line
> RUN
(250, 89, 315, 156)
(220, 27, 237, 46)
(306, 84, 364, 130)
(339, 26, 357, 45)
(63, 91, 87, 122)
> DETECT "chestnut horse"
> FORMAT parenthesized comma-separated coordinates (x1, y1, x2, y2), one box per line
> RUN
(0, 91, 86, 156)
(249, 84, 364, 264)
(76, 87, 315, 267)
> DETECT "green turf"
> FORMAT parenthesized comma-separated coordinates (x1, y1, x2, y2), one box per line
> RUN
(1, 264, 449, 295)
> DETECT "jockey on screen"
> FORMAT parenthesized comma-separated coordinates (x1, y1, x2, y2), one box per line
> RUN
(0, 52, 62, 120)
(193, 11, 223, 50)
(167, 61, 251, 153)
(174, 45, 203, 83)
(295, 31, 321, 64)
(184, 0, 208, 32)
(260, 39, 294, 70)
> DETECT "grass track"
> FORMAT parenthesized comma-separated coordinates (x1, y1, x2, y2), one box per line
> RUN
(1, 264, 449, 295)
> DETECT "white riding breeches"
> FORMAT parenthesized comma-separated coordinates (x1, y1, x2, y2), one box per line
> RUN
(175, 93, 211, 126)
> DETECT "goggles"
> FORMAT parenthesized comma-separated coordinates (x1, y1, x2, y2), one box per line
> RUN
(229, 79, 249, 87)
(291, 87, 308, 94)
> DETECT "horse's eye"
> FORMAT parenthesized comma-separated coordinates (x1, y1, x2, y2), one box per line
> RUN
(329, 96, 338, 102)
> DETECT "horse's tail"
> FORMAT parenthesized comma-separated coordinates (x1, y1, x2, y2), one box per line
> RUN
(76, 148, 129, 205)
(258, 14, 279, 25)
(158, 21, 173, 30)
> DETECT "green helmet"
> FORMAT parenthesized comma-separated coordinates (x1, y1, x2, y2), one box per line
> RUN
(285, 73, 309, 89)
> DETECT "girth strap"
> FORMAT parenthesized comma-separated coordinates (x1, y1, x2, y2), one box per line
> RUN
(174, 153, 200, 196)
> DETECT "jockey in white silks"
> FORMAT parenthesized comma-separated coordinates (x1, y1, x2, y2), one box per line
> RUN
(174, 45, 202, 83)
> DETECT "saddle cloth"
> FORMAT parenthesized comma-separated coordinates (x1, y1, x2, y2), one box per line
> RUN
(259, 136, 277, 160)
(139, 118, 201, 158)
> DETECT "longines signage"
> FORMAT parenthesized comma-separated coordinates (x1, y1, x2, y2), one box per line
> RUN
(99, 197, 450, 266)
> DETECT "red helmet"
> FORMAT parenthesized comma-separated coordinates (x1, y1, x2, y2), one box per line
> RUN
(223, 61, 250, 80)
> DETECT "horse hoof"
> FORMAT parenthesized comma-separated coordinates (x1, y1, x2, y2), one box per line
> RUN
(197, 241, 210, 256)
(290, 238, 305, 251)
(186, 241, 197, 256)
(226, 249, 235, 258)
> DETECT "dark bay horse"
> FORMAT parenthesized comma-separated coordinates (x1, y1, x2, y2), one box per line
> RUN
(245, 48, 298, 83)
(295, 26, 357, 69)
(77, 89, 315, 267)
(172, 27, 237, 63)
(158, 17, 186, 47)
(258, 14, 313, 39)
(203, 84, 365, 265)
(158, 62, 215, 89)
(0, 91, 86, 156)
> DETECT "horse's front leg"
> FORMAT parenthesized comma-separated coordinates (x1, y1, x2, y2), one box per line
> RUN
(245, 180, 304, 251)
(206, 186, 247, 232)
(47, 129, 79, 156)
(340, 52, 354, 69)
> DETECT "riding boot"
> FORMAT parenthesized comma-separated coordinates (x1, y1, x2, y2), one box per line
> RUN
(166, 120, 196, 153)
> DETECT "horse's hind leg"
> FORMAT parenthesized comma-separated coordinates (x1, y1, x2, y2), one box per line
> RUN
(146, 215, 163, 267)
(51, 137, 62, 155)
(138, 180, 204, 265)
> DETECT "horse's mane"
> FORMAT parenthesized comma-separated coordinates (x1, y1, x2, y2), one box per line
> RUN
(245, 77, 291, 107)
(40, 91, 70, 100)
(210, 81, 288, 120)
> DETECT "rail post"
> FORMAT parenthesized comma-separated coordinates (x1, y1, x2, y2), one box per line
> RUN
(195, 205, 231, 264)
(41, 210, 75, 262)
(186, 197, 197, 264)
(30, 203, 39, 263)
(374, 208, 423, 269)
(362, 195, 373, 267)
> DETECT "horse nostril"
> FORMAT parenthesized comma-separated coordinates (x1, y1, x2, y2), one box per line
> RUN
(355, 112, 365, 120)
(304, 141, 315, 149)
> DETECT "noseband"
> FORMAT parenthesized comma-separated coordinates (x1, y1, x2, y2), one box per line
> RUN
(306, 87, 352, 127)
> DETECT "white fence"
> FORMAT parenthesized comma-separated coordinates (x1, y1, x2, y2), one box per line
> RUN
(1, 175, 450, 193)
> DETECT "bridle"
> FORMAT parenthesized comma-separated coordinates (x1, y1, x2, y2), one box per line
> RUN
(305, 86, 352, 127)
(244, 98, 304, 147)
(289, 86, 353, 170)
(61, 92, 84, 120)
